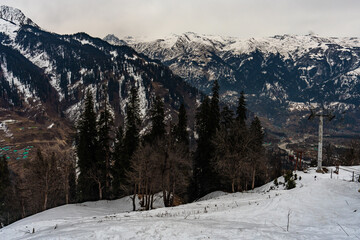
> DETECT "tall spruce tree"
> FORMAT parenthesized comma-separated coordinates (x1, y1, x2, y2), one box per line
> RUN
(97, 87, 114, 199)
(220, 106, 234, 130)
(192, 96, 211, 199)
(174, 103, 189, 146)
(112, 125, 126, 197)
(150, 96, 166, 140)
(249, 116, 265, 190)
(76, 90, 99, 201)
(236, 91, 247, 125)
(124, 86, 141, 160)
(192, 80, 221, 199)
(210, 80, 220, 134)
(250, 116, 264, 152)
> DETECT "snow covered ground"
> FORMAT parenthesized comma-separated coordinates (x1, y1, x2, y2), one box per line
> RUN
(1, 166, 359, 239)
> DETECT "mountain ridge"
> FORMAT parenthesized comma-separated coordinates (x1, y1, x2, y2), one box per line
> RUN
(104, 32, 360, 120)
(0, 5, 38, 28)
(0, 6, 199, 136)
(106, 32, 360, 103)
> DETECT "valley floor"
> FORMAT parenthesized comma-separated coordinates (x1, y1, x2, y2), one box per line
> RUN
(1, 166, 360, 240)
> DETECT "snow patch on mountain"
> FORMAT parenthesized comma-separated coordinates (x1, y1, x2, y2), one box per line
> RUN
(15, 46, 65, 101)
(0, 18, 19, 41)
(0, 5, 38, 28)
(0, 57, 39, 104)
(288, 101, 355, 112)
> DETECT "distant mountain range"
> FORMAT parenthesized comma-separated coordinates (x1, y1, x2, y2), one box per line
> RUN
(103, 32, 360, 138)
(105, 32, 360, 109)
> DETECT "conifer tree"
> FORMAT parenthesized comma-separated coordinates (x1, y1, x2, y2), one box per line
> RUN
(220, 106, 234, 130)
(150, 96, 166, 140)
(210, 80, 220, 135)
(192, 96, 211, 199)
(76, 90, 99, 201)
(250, 116, 264, 152)
(174, 103, 189, 146)
(249, 116, 265, 190)
(124, 86, 141, 160)
(97, 87, 114, 199)
(236, 91, 247, 125)
(192, 80, 221, 199)
(212, 120, 250, 193)
(112, 125, 126, 197)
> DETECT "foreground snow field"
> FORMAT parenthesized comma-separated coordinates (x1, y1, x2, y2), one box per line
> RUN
(1, 166, 359, 240)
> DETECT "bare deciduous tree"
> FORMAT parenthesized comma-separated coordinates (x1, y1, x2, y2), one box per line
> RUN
(25, 145, 76, 211)
(126, 135, 191, 210)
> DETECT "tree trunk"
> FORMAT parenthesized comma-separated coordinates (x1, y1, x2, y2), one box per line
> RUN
(44, 171, 49, 210)
(167, 191, 171, 207)
(98, 181, 103, 200)
(162, 189, 168, 207)
(251, 168, 256, 190)
(21, 200, 26, 218)
(43, 192, 48, 211)
(132, 184, 136, 211)
(145, 182, 149, 210)
(232, 179, 235, 193)
(65, 192, 69, 205)
(150, 194, 154, 209)
(64, 178, 69, 204)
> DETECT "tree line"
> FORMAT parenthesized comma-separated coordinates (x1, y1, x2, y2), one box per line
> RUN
(74, 81, 272, 207)
(2, 80, 360, 226)
(0, 81, 275, 225)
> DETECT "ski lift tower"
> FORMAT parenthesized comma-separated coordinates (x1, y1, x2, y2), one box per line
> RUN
(308, 107, 335, 172)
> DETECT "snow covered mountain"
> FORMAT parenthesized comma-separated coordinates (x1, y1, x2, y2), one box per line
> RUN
(105, 32, 360, 119)
(1, 166, 359, 239)
(0, 6, 198, 126)
(0, 5, 38, 28)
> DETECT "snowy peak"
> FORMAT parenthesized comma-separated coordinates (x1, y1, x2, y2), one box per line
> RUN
(103, 34, 127, 46)
(0, 5, 38, 28)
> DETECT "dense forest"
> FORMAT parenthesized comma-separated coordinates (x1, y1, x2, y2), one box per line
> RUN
(1, 81, 359, 227)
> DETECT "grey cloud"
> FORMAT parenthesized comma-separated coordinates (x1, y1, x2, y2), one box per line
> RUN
(1, 0, 360, 38)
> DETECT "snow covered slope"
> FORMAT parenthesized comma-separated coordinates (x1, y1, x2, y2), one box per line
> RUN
(1, 167, 359, 239)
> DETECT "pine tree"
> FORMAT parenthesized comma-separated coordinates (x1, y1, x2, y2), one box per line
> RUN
(150, 96, 166, 140)
(249, 116, 265, 190)
(250, 116, 264, 152)
(220, 106, 234, 130)
(210, 80, 220, 135)
(76, 90, 99, 201)
(124, 86, 141, 160)
(174, 103, 188, 146)
(112, 125, 126, 197)
(236, 91, 247, 126)
(97, 87, 114, 199)
(192, 80, 221, 199)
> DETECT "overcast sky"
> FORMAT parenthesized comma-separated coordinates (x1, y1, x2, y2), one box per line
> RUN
(2, 0, 360, 39)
